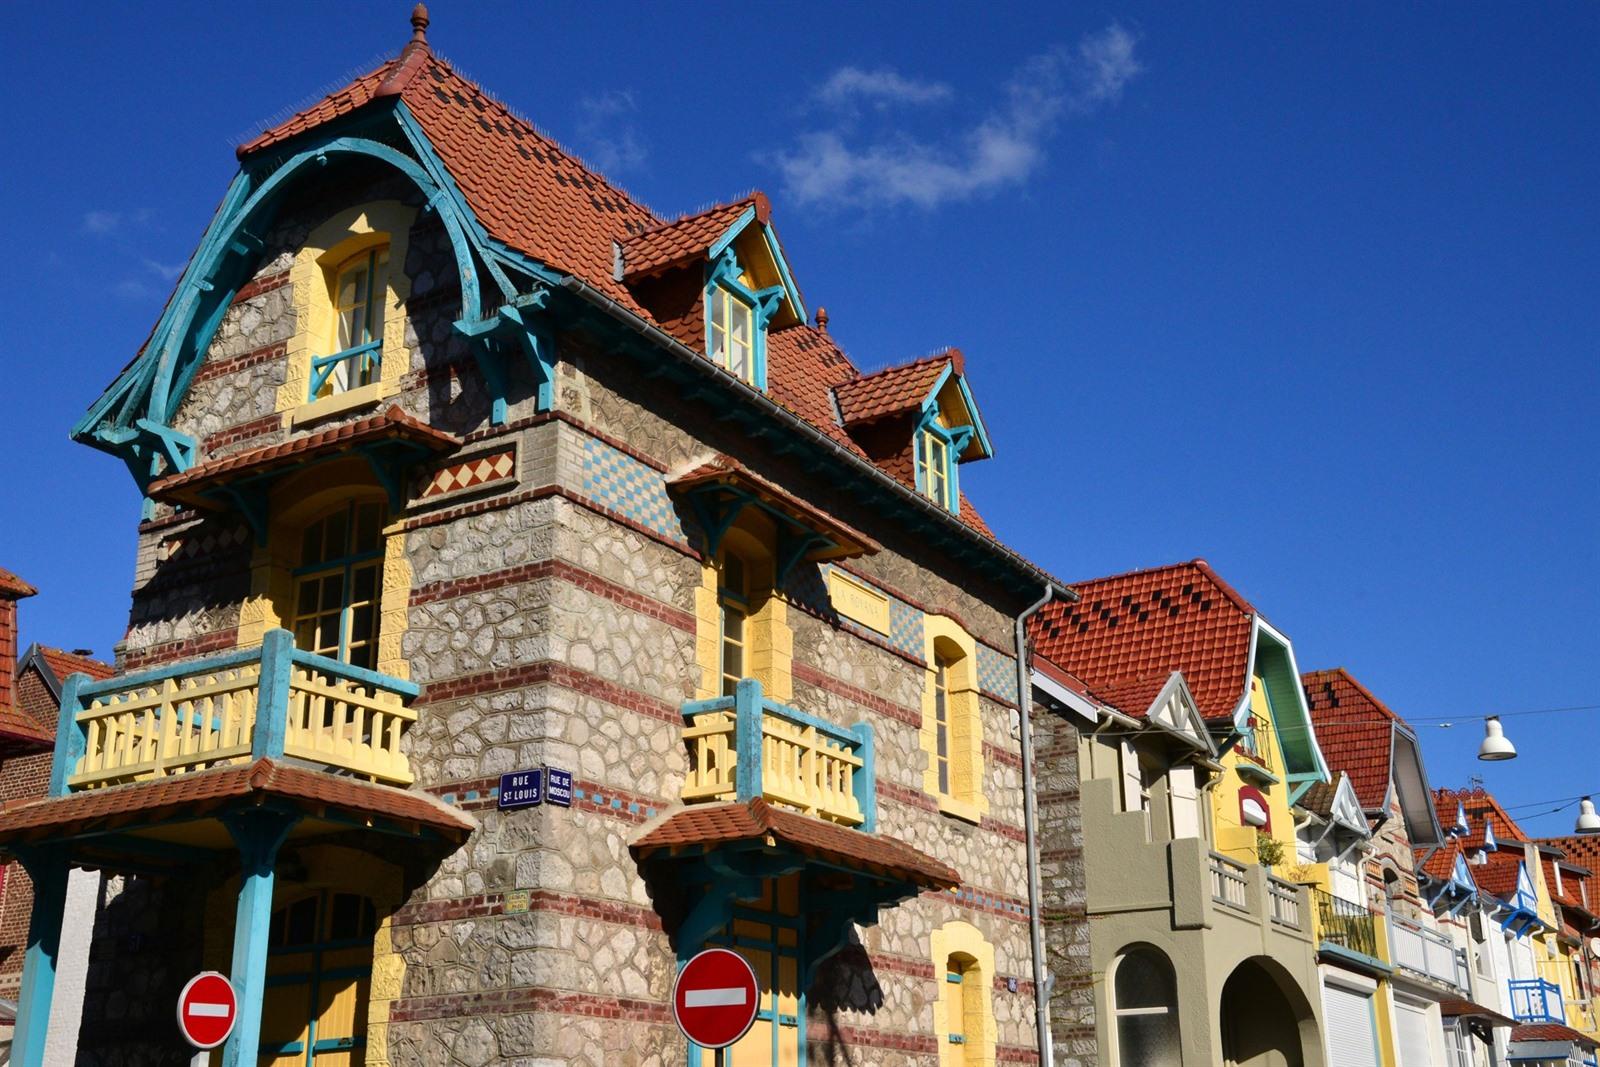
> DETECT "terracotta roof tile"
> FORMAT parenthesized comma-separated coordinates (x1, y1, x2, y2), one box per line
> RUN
(1030, 559, 1257, 724)
(0, 758, 474, 847)
(667, 455, 881, 557)
(1437, 786, 1530, 845)
(620, 196, 763, 279)
(1420, 837, 1473, 883)
(1471, 851, 1527, 900)
(0, 706, 52, 748)
(149, 406, 458, 504)
(1090, 672, 1175, 720)
(833, 354, 954, 425)
(1302, 668, 1399, 811)
(1540, 836, 1600, 875)
(1510, 1023, 1599, 1049)
(37, 647, 114, 683)
(764, 324, 865, 457)
(0, 568, 37, 599)
(631, 798, 958, 889)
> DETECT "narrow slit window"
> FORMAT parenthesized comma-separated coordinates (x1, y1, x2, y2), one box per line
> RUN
(314, 246, 389, 399)
(719, 551, 749, 696)
(933, 657, 951, 795)
(709, 285, 755, 384)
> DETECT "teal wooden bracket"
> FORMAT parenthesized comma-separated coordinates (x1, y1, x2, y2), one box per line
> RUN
(214, 482, 272, 546)
(455, 288, 554, 423)
(802, 891, 882, 987)
(774, 528, 828, 586)
(222, 806, 300, 1067)
(10, 845, 69, 1067)
(675, 875, 762, 961)
(680, 481, 844, 577)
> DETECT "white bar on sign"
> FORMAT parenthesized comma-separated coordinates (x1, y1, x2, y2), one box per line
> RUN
(187, 1003, 231, 1017)
(685, 987, 747, 1008)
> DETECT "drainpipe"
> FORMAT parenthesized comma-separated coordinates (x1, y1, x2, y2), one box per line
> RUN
(1016, 583, 1073, 1067)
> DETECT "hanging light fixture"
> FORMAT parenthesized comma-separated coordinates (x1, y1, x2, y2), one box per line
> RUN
(1576, 798, 1600, 835)
(1477, 716, 1516, 761)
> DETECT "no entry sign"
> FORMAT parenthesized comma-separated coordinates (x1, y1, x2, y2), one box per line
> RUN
(176, 971, 237, 1049)
(672, 948, 760, 1050)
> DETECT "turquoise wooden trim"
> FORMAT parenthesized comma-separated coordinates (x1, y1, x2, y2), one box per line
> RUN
(288, 647, 421, 698)
(913, 410, 963, 512)
(47, 673, 89, 797)
(760, 226, 807, 326)
(221, 808, 299, 1067)
(852, 721, 877, 832)
(704, 248, 778, 392)
(707, 205, 758, 260)
(254, 629, 294, 760)
(952, 376, 993, 458)
(733, 678, 765, 803)
(308, 338, 383, 400)
(10, 847, 68, 1067)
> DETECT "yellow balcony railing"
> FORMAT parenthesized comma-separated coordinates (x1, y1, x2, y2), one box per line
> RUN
(51, 629, 418, 795)
(681, 678, 875, 829)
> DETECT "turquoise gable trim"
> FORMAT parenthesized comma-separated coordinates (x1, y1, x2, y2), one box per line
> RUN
(703, 247, 784, 392)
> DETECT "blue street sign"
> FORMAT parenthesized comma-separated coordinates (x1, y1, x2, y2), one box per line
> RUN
(546, 766, 573, 807)
(499, 769, 543, 810)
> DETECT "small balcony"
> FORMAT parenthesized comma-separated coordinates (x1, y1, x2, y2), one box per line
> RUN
(681, 677, 875, 830)
(1508, 977, 1566, 1025)
(55, 628, 419, 793)
(1388, 911, 1470, 992)
(1311, 889, 1384, 968)
(1207, 851, 1306, 932)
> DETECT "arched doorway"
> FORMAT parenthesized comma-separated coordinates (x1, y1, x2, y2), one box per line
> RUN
(1219, 957, 1318, 1067)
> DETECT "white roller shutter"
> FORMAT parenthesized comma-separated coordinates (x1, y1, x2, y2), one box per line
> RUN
(1322, 984, 1380, 1067)
(1395, 999, 1435, 1067)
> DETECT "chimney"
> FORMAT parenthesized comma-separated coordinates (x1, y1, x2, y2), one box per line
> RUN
(0, 567, 39, 715)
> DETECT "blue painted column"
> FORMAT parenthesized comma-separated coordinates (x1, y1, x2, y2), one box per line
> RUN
(732, 678, 764, 804)
(220, 809, 299, 1067)
(11, 847, 69, 1067)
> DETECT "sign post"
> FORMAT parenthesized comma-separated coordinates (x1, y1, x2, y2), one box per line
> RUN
(177, 971, 237, 1056)
(672, 947, 760, 1059)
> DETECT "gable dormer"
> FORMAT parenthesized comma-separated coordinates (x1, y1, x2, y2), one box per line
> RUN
(832, 349, 993, 512)
(617, 192, 804, 391)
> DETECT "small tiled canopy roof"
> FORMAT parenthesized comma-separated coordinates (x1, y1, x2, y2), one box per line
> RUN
(620, 196, 766, 279)
(148, 407, 459, 507)
(632, 798, 959, 890)
(668, 454, 881, 559)
(1438, 999, 1516, 1027)
(0, 707, 52, 748)
(1031, 559, 1258, 724)
(1302, 668, 1400, 811)
(0, 567, 37, 599)
(833, 352, 960, 425)
(1511, 1023, 1599, 1049)
(0, 758, 475, 851)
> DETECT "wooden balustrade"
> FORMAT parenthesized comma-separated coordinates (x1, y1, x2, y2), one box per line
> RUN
(681, 678, 875, 829)
(56, 629, 419, 793)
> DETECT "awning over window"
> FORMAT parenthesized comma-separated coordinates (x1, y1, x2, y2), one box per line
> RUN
(668, 455, 879, 579)
(1439, 998, 1516, 1028)
(147, 406, 460, 539)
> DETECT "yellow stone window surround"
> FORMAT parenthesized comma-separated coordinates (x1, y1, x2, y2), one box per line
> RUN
(693, 515, 793, 703)
(278, 200, 416, 428)
(931, 920, 997, 1067)
(921, 614, 987, 822)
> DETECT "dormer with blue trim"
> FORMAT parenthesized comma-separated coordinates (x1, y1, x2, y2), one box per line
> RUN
(1454, 799, 1470, 836)
(617, 192, 805, 393)
(1499, 860, 1545, 936)
(1482, 818, 1499, 852)
(832, 348, 993, 514)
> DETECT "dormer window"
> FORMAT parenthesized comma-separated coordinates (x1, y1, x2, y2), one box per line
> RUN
(708, 283, 756, 385)
(314, 244, 390, 400)
(914, 408, 972, 513)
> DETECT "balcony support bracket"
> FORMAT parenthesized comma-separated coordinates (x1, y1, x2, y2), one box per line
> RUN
(221, 807, 301, 1067)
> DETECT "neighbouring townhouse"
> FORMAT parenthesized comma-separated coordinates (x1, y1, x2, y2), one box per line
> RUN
(1029, 558, 1331, 1067)
(1428, 787, 1600, 1067)
(0, 9, 1083, 1067)
(0, 572, 112, 1066)
(1301, 667, 1499, 1067)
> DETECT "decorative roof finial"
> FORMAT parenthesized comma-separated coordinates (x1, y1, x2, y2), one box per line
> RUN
(410, 3, 430, 45)
(815, 307, 829, 333)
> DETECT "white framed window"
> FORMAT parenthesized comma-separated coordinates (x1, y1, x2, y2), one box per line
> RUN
(1111, 947, 1180, 1067)
(708, 284, 755, 384)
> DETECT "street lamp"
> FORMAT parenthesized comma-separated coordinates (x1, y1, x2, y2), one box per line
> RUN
(1477, 716, 1516, 761)
(1576, 798, 1600, 835)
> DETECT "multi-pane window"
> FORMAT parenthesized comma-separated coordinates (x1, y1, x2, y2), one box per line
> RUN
(1112, 948, 1180, 1067)
(719, 551, 748, 696)
(292, 501, 384, 670)
(315, 246, 389, 398)
(932, 657, 951, 795)
(708, 285, 755, 384)
(944, 955, 980, 1063)
(917, 427, 952, 509)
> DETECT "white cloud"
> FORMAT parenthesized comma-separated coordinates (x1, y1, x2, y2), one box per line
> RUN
(576, 90, 648, 174)
(815, 67, 952, 109)
(768, 23, 1142, 211)
(142, 258, 186, 281)
(81, 210, 123, 235)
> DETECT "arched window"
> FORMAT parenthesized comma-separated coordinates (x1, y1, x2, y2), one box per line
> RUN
(313, 244, 390, 399)
(922, 618, 987, 821)
(292, 500, 386, 669)
(931, 921, 995, 1067)
(1111, 946, 1180, 1067)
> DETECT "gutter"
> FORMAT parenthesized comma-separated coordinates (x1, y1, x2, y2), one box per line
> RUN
(553, 275, 1062, 592)
(1014, 582, 1076, 1067)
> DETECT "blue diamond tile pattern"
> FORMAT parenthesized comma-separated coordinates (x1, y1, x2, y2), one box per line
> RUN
(579, 437, 687, 545)
(977, 644, 1018, 705)
(887, 600, 924, 659)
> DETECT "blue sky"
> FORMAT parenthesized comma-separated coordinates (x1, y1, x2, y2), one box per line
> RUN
(3, 3, 1595, 832)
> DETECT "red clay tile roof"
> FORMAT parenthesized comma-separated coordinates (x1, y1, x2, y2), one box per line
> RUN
(1302, 668, 1401, 811)
(1420, 838, 1475, 883)
(667, 455, 881, 558)
(0, 568, 37, 599)
(37, 647, 114, 684)
(631, 798, 958, 889)
(833, 353, 956, 425)
(1472, 851, 1528, 901)
(149, 407, 459, 505)
(0, 758, 474, 849)
(1091, 672, 1176, 721)
(1031, 559, 1257, 724)
(0, 706, 52, 748)
(1510, 1023, 1598, 1049)
(1437, 786, 1530, 845)
(620, 196, 765, 279)
(1541, 836, 1600, 875)
(1438, 998, 1516, 1027)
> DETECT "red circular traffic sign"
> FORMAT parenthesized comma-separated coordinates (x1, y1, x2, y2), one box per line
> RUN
(177, 971, 237, 1049)
(672, 948, 760, 1049)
